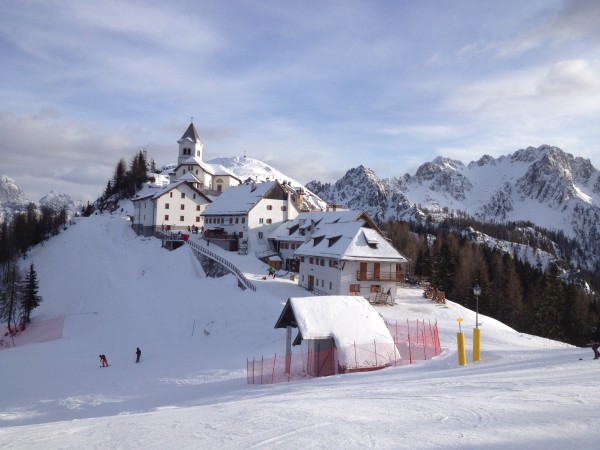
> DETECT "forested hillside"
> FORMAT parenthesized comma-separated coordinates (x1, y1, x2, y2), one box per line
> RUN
(383, 220, 598, 346)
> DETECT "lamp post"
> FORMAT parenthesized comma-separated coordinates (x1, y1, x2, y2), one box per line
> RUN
(473, 284, 481, 329)
(472, 284, 482, 362)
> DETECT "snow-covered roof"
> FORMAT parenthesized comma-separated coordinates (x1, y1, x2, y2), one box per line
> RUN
(177, 157, 241, 180)
(295, 220, 408, 262)
(147, 180, 211, 202)
(268, 210, 365, 241)
(201, 180, 283, 215)
(275, 296, 399, 369)
(178, 122, 201, 144)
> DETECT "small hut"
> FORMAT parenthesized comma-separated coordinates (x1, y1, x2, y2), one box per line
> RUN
(274, 295, 400, 377)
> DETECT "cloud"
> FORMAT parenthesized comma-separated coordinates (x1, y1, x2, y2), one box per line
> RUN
(0, 111, 137, 201)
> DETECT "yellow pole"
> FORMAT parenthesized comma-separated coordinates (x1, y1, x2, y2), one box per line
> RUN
(457, 332, 467, 366)
(473, 327, 481, 362)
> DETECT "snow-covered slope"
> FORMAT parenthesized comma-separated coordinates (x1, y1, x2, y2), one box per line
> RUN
(1, 207, 600, 448)
(208, 156, 327, 211)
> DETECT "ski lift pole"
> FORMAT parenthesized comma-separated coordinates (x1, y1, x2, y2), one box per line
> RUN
(457, 318, 467, 366)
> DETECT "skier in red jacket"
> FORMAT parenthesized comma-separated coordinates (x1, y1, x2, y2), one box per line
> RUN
(99, 354, 109, 367)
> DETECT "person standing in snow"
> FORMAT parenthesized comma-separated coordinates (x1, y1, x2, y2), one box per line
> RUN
(268, 266, 275, 278)
(99, 354, 109, 367)
(590, 327, 600, 359)
(135, 347, 141, 363)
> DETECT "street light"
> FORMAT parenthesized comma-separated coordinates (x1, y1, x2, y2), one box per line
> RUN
(473, 284, 481, 328)
(472, 284, 482, 362)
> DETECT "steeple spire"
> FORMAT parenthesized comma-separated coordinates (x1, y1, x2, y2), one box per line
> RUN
(177, 120, 203, 164)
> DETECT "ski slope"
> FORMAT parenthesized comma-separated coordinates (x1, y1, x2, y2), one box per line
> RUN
(1, 206, 599, 449)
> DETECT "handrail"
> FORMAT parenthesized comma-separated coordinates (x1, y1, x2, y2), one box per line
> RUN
(186, 239, 257, 291)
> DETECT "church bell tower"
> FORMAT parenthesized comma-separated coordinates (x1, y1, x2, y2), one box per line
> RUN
(177, 120, 204, 166)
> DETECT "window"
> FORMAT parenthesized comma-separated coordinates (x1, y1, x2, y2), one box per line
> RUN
(241, 218, 245, 224)
(266, 205, 273, 210)
(229, 218, 233, 224)
(164, 215, 169, 221)
(258, 232, 264, 239)
(266, 218, 272, 224)
(350, 284, 360, 293)
(165, 203, 170, 209)
(259, 218, 264, 224)
(193, 194, 196, 199)
(169, 192, 173, 198)
(196, 205, 200, 211)
(300, 256, 305, 263)
(320, 259, 325, 266)
(329, 281, 332, 290)
(309, 257, 314, 264)
(180, 204, 185, 210)
(196, 217, 200, 222)
(181, 193, 185, 199)
(180, 216, 184, 222)
(238, 231, 243, 237)
(281, 205, 287, 211)
(235, 218, 239, 224)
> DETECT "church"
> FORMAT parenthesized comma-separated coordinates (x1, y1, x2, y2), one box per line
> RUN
(131, 121, 241, 236)
(170, 122, 242, 191)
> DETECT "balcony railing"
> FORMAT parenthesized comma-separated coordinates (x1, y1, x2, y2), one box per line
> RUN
(356, 271, 405, 282)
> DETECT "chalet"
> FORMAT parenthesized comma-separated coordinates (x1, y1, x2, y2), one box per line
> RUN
(269, 209, 373, 272)
(171, 122, 242, 191)
(274, 295, 400, 377)
(200, 180, 300, 252)
(290, 212, 409, 300)
(132, 180, 214, 236)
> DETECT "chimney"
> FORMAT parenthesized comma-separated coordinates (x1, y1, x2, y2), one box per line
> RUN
(296, 188, 304, 209)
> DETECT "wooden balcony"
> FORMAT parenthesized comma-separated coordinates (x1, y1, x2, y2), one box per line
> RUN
(356, 271, 405, 282)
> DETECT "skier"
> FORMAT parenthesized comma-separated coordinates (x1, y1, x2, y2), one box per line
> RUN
(590, 327, 600, 359)
(135, 347, 142, 363)
(99, 354, 109, 367)
(268, 266, 276, 278)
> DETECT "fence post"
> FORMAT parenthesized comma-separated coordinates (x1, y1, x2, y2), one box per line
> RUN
(272, 353, 277, 384)
(422, 324, 427, 360)
(261, 356, 264, 385)
(354, 341, 358, 371)
(407, 319, 413, 364)
(374, 340, 378, 368)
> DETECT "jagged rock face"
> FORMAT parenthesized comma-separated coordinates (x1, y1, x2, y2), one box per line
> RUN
(307, 165, 388, 221)
(478, 183, 514, 221)
(515, 146, 594, 206)
(0, 175, 29, 204)
(0, 175, 31, 222)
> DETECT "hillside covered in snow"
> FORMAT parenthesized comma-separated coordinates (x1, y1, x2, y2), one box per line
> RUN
(1, 204, 599, 448)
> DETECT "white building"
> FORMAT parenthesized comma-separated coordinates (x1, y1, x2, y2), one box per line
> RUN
(201, 180, 300, 253)
(269, 209, 372, 271)
(291, 213, 409, 300)
(132, 180, 214, 236)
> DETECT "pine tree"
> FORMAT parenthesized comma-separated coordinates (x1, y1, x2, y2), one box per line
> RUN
(20, 263, 42, 324)
(0, 261, 22, 334)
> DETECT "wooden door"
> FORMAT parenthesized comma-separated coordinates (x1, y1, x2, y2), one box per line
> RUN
(359, 262, 367, 280)
(373, 263, 380, 280)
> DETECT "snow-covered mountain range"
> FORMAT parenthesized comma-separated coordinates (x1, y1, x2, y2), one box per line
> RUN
(0, 175, 82, 223)
(307, 145, 600, 272)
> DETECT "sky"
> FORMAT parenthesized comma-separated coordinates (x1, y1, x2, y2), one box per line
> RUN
(1, 0, 600, 203)
(1, 203, 599, 448)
